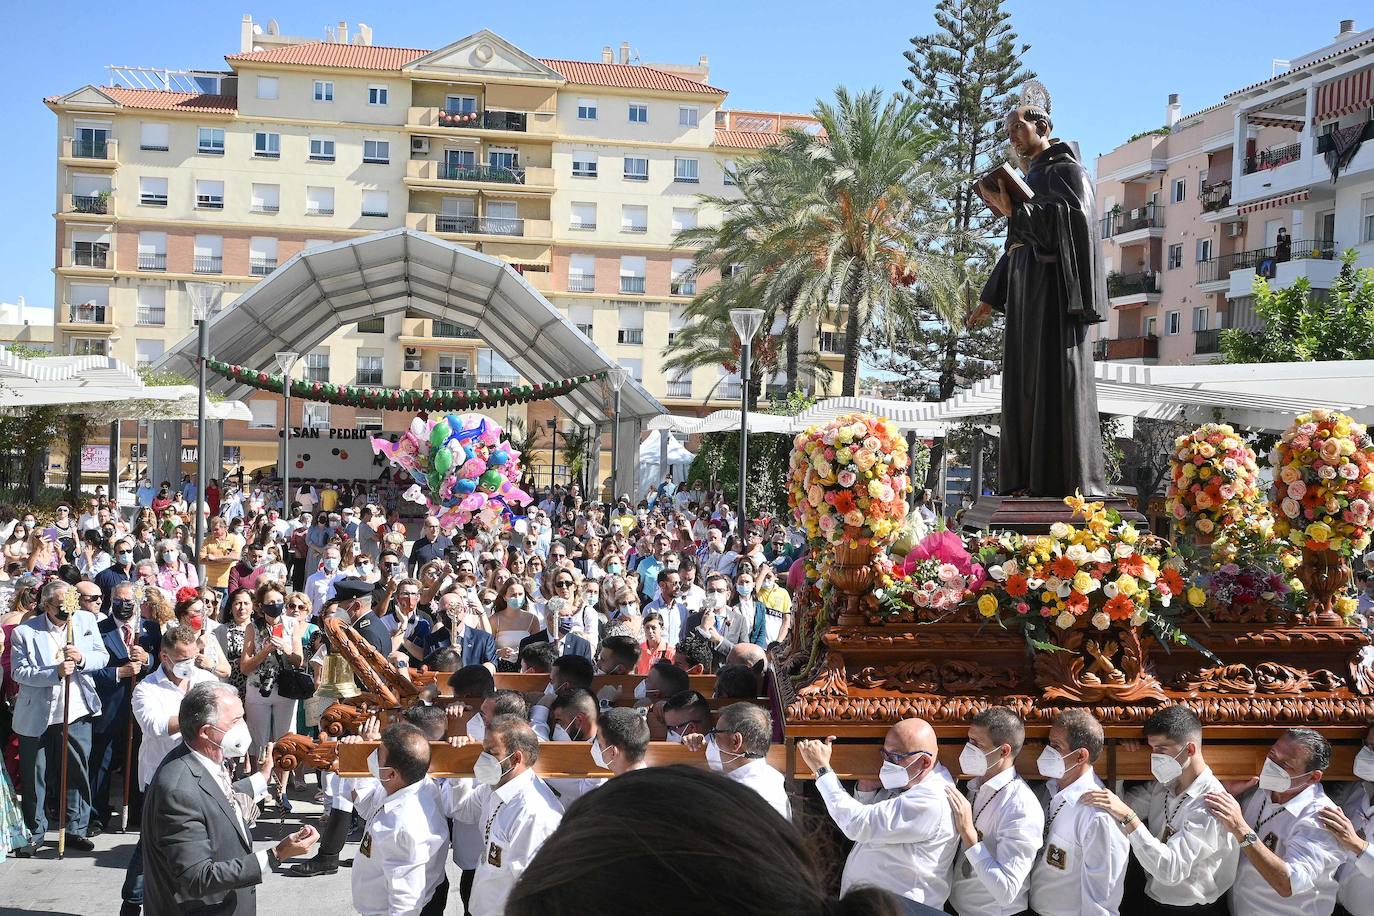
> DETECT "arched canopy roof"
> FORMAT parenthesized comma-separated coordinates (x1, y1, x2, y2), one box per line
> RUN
(158, 229, 665, 427)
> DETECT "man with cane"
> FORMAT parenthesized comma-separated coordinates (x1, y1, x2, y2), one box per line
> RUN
(10, 578, 109, 855)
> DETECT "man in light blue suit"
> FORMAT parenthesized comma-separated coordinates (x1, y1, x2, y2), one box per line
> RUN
(10, 577, 110, 853)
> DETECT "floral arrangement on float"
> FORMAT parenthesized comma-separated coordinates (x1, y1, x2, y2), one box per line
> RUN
(876, 529, 987, 620)
(786, 413, 912, 652)
(1270, 409, 1374, 620)
(1165, 423, 1263, 539)
(371, 414, 532, 530)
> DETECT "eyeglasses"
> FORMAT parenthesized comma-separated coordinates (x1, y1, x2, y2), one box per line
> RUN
(879, 749, 932, 764)
(555, 579, 574, 587)
(78, 594, 100, 603)
(399, 591, 420, 599)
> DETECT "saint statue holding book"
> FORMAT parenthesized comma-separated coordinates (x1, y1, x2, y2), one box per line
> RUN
(967, 82, 1108, 498)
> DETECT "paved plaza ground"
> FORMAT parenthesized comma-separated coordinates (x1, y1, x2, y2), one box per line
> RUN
(0, 792, 467, 915)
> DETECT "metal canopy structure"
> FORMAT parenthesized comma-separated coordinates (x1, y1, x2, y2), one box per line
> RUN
(0, 350, 251, 420)
(647, 360, 1374, 438)
(157, 230, 666, 492)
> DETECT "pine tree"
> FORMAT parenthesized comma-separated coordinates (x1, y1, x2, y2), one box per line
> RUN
(872, 0, 1033, 485)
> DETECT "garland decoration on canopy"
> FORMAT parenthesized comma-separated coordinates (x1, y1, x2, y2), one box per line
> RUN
(207, 359, 608, 411)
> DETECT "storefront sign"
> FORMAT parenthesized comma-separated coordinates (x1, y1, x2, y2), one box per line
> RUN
(280, 427, 380, 440)
(80, 445, 110, 472)
(128, 445, 242, 464)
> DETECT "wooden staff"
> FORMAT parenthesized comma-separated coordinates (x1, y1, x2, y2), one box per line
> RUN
(57, 615, 74, 859)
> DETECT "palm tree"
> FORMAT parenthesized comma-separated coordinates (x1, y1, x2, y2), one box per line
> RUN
(678, 88, 949, 397)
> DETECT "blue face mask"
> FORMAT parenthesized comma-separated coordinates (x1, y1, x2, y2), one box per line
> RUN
(508, 595, 525, 609)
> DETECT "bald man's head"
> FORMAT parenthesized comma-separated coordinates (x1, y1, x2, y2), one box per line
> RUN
(881, 718, 938, 788)
(725, 642, 767, 670)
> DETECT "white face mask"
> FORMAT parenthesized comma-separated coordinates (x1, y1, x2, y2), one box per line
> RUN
(552, 723, 572, 742)
(1355, 747, 1374, 783)
(1150, 747, 1189, 785)
(211, 720, 252, 759)
(466, 713, 486, 742)
(959, 743, 996, 778)
(543, 682, 557, 697)
(366, 749, 382, 781)
(880, 759, 915, 791)
(1258, 758, 1312, 793)
(590, 739, 613, 770)
(1037, 746, 1069, 780)
(473, 751, 507, 787)
(170, 659, 196, 681)
(705, 735, 726, 771)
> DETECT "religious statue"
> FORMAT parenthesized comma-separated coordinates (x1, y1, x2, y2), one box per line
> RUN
(967, 82, 1108, 499)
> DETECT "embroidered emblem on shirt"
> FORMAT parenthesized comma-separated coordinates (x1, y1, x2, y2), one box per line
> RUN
(359, 832, 373, 858)
(488, 842, 503, 867)
(1160, 825, 1175, 842)
(1263, 832, 1279, 852)
(1045, 844, 1067, 870)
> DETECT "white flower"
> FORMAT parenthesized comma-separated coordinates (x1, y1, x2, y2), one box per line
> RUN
(1056, 611, 1077, 630)
(1056, 580, 1073, 598)
(1002, 559, 1020, 578)
(1090, 612, 1111, 630)
(988, 564, 1008, 582)
(1050, 522, 1073, 539)
(1065, 544, 1089, 564)
(1130, 608, 1149, 626)
(1139, 565, 1158, 583)
(1114, 543, 1135, 559)
(1103, 581, 1120, 599)
(1091, 547, 1113, 564)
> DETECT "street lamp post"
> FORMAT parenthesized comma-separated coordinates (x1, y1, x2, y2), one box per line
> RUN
(275, 351, 300, 518)
(548, 415, 559, 491)
(730, 308, 765, 541)
(607, 367, 629, 504)
(186, 283, 222, 577)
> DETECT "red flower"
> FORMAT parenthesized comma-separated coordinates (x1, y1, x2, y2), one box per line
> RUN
(1006, 574, 1030, 597)
(1050, 556, 1078, 580)
(1104, 594, 1136, 621)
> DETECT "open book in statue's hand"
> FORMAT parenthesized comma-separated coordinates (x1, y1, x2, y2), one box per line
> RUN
(976, 163, 1034, 216)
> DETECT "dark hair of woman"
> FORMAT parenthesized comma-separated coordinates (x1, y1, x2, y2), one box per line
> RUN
(505, 765, 904, 916)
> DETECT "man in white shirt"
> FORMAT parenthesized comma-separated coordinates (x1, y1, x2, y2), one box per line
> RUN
(1081, 705, 1238, 915)
(799, 717, 959, 908)
(642, 569, 691, 645)
(683, 702, 789, 820)
(946, 707, 1043, 916)
(542, 688, 606, 806)
(1029, 708, 1129, 916)
(350, 723, 449, 916)
(1322, 722, 1374, 916)
(1205, 727, 1347, 916)
(445, 716, 564, 916)
(124, 625, 222, 913)
(305, 544, 344, 616)
(593, 708, 651, 777)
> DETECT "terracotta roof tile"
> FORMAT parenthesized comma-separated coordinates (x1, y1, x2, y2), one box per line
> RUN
(713, 129, 783, 149)
(537, 59, 725, 95)
(226, 43, 427, 71)
(1226, 34, 1374, 98)
(46, 87, 237, 114)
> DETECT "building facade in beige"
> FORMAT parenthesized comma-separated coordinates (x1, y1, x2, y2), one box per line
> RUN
(46, 18, 832, 483)
(1093, 18, 1374, 367)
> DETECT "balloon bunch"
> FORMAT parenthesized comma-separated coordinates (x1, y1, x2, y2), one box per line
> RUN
(371, 414, 532, 530)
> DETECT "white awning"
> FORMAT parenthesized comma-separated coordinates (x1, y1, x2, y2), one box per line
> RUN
(155, 229, 665, 428)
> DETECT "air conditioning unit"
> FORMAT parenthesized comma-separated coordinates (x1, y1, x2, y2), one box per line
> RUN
(1227, 223, 1245, 238)
(411, 137, 430, 155)
(404, 347, 419, 357)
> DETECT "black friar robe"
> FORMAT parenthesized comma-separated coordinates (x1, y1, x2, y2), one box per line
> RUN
(980, 141, 1108, 498)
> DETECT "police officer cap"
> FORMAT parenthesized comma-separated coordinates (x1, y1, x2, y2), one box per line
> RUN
(333, 577, 373, 601)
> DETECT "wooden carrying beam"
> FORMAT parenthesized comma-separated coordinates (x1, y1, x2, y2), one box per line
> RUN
(336, 740, 788, 778)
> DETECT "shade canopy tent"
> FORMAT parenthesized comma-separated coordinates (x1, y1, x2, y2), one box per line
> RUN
(646, 398, 949, 437)
(156, 230, 666, 492)
(0, 350, 252, 421)
(637, 431, 695, 501)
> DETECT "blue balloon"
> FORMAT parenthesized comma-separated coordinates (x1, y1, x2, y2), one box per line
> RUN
(464, 446, 477, 461)
(454, 478, 478, 495)
(489, 451, 509, 466)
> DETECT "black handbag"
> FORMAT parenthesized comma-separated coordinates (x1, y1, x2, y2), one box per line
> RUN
(275, 663, 316, 700)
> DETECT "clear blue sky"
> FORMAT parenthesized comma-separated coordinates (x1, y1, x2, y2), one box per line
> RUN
(1, 0, 1351, 309)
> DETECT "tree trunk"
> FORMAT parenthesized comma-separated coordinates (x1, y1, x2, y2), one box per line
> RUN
(65, 416, 86, 501)
(841, 303, 862, 396)
(784, 314, 800, 395)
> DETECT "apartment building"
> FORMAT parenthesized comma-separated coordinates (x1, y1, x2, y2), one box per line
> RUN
(1093, 18, 1374, 365)
(47, 17, 834, 478)
(0, 297, 54, 352)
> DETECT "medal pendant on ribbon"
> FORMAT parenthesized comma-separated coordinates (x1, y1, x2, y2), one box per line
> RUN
(1045, 844, 1067, 870)
(359, 832, 373, 858)
(1161, 825, 1174, 841)
(1263, 832, 1279, 852)
(488, 843, 503, 867)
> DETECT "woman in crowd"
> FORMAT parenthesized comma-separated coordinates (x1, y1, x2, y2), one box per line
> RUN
(605, 582, 642, 640)
(174, 591, 232, 679)
(356, 506, 381, 561)
(151, 485, 173, 514)
(130, 521, 159, 563)
(637, 611, 675, 673)
(261, 543, 289, 587)
(525, 553, 548, 600)
(1, 525, 28, 567)
(23, 530, 60, 576)
(489, 577, 541, 671)
(577, 535, 605, 580)
(155, 539, 199, 593)
(239, 581, 303, 806)
(599, 542, 626, 580)
(142, 585, 175, 633)
(217, 587, 254, 699)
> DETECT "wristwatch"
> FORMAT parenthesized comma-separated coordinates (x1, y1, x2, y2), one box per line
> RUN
(1119, 812, 1138, 828)
(1239, 831, 1259, 848)
(815, 766, 832, 779)
(266, 848, 280, 869)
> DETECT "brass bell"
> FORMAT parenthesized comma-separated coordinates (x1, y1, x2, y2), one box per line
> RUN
(316, 653, 360, 699)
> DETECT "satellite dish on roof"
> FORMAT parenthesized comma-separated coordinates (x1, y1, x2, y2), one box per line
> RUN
(267, 19, 280, 34)
(251, 23, 262, 35)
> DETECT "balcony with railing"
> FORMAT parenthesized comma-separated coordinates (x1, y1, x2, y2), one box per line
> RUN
(1092, 335, 1159, 361)
(1195, 328, 1223, 355)
(67, 193, 112, 216)
(1227, 238, 1340, 298)
(432, 320, 481, 340)
(1199, 179, 1233, 214)
(407, 158, 555, 190)
(1106, 271, 1160, 300)
(1243, 142, 1301, 175)
(407, 106, 556, 136)
(719, 382, 743, 400)
(65, 303, 110, 325)
(250, 257, 277, 277)
(568, 275, 596, 292)
(665, 380, 692, 399)
(193, 255, 223, 274)
(1100, 204, 1164, 239)
(68, 246, 110, 269)
(138, 252, 167, 272)
(63, 137, 118, 165)
(136, 306, 166, 327)
(428, 371, 520, 390)
(620, 276, 646, 294)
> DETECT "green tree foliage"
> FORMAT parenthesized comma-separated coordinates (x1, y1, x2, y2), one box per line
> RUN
(685, 392, 818, 522)
(1221, 250, 1374, 363)
(0, 407, 62, 500)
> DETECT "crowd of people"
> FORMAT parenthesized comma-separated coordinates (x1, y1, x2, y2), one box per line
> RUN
(1, 476, 1374, 916)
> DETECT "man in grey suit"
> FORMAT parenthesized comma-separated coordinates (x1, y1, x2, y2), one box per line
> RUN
(10, 577, 109, 852)
(141, 682, 318, 916)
